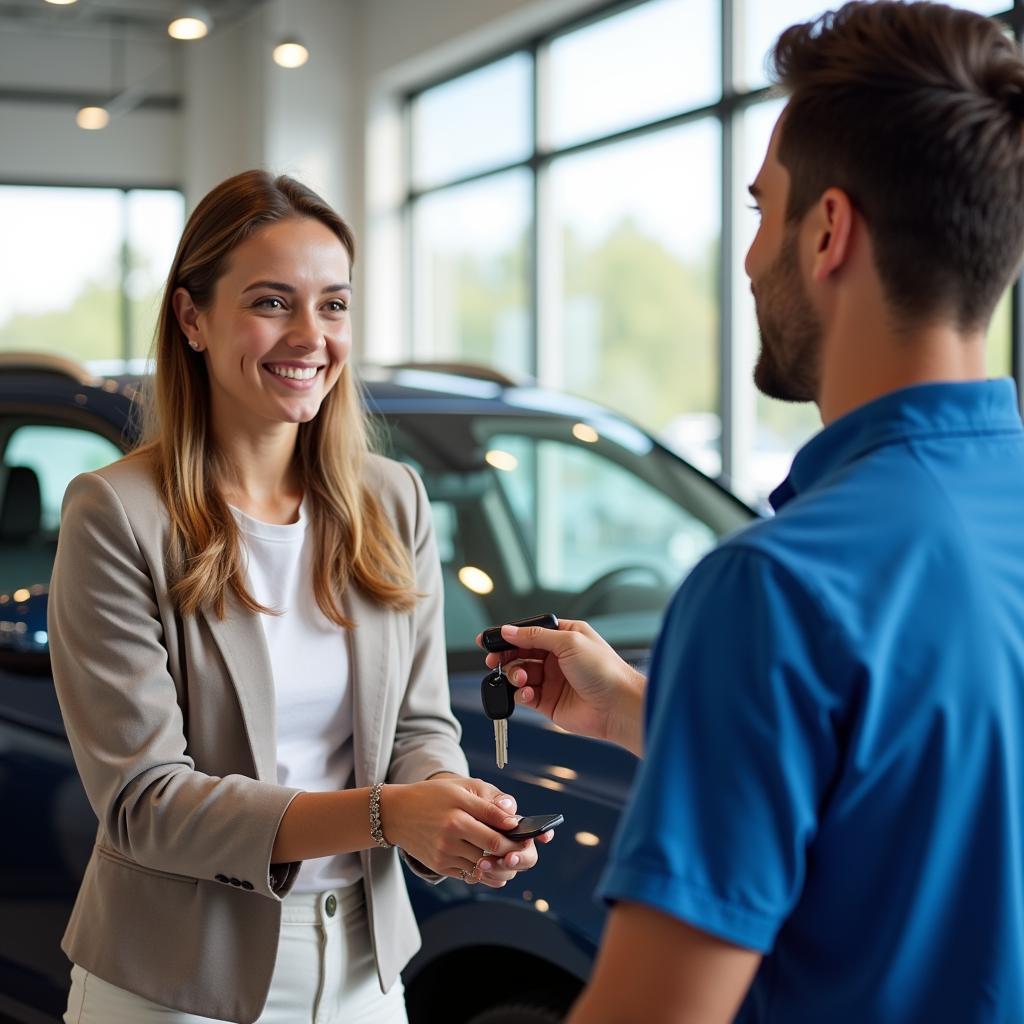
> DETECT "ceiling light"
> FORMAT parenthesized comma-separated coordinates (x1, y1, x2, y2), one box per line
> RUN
(273, 38, 309, 69)
(572, 422, 599, 444)
(168, 7, 211, 40)
(44, 0, 79, 5)
(76, 106, 110, 130)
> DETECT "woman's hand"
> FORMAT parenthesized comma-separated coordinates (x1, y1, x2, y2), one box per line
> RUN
(474, 828, 555, 888)
(380, 776, 534, 883)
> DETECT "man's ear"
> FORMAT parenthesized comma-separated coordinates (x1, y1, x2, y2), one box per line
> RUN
(809, 187, 855, 283)
(172, 287, 204, 351)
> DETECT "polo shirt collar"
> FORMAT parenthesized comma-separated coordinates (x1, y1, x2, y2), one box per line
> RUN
(769, 378, 1023, 512)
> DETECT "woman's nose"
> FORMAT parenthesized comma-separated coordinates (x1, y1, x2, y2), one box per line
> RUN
(286, 307, 325, 349)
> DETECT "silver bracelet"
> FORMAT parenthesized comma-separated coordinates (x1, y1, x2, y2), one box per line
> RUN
(369, 783, 393, 849)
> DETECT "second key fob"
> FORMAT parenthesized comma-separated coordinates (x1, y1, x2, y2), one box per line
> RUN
(481, 613, 559, 653)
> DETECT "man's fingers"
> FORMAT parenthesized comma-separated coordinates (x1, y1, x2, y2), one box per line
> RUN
(501, 660, 544, 689)
(501, 622, 578, 655)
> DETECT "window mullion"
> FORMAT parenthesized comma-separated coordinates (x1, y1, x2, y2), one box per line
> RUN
(718, 0, 736, 486)
(120, 191, 131, 367)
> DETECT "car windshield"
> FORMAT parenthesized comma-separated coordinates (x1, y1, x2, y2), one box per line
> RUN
(379, 409, 750, 669)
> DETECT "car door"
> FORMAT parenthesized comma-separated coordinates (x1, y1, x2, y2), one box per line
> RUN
(0, 415, 123, 1023)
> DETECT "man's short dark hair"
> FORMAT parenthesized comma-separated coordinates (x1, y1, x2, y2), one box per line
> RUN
(772, 1, 1024, 330)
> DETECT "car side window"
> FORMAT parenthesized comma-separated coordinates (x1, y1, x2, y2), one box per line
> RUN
(0, 424, 121, 592)
(487, 432, 717, 639)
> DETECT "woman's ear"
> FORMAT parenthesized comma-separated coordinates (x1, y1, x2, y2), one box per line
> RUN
(809, 187, 855, 283)
(172, 287, 204, 352)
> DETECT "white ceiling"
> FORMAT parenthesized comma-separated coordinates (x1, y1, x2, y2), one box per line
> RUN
(0, 0, 260, 41)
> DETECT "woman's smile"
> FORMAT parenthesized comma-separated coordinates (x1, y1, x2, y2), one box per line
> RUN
(262, 361, 328, 389)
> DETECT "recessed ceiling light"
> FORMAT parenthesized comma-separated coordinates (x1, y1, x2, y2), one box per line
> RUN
(44, 0, 79, 5)
(168, 6, 211, 40)
(76, 106, 110, 130)
(273, 39, 309, 69)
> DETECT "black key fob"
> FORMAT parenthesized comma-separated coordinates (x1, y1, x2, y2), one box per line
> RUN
(503, 813, 564, 840)
(481, 668, 516, 720)
(481, 612, 559, 653)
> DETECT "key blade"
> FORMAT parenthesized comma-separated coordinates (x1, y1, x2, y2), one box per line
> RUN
(495, 719, 507, 769)
(497, 720, 508, 769)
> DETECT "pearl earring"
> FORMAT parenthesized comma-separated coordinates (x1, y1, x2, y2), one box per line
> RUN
(188, 340, 200, 351)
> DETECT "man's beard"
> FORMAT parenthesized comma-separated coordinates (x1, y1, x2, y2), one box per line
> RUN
(752, 228, 821, 403)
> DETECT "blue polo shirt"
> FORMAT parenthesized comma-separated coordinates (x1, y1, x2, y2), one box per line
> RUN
(600, 380, 1024, 1022)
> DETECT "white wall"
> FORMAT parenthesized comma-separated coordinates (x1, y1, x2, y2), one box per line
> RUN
(181, 0, 359, 215)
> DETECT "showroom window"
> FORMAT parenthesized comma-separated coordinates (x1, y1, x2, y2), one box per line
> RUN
(0, 184, 184, 370)
(404, 0, 1019, 504)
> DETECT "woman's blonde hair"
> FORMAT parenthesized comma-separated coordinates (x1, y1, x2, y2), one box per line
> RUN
(133, 169, 415, 624)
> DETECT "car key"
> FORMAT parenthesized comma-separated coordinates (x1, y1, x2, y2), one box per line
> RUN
(482, 665, 515, 768)
(481, 612, 559, 653)
(480, 613, 560, 768)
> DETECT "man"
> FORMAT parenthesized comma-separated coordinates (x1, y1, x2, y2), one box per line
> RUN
(484, 3, 1024, 1020)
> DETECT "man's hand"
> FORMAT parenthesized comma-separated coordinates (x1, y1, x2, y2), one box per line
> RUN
(479, 618, 646, 757)
(567, 903, 761, 1024)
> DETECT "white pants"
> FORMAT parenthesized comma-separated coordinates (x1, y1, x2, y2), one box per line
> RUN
(64, 884, 408, 1024)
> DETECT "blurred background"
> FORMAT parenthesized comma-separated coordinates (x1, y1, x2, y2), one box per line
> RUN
(0, 0, 1019, 505)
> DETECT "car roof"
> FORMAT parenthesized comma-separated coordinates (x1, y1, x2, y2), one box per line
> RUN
(0, 353, 616, 423)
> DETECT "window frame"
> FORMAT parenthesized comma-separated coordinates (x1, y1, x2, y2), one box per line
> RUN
(0, 179, 184, 366)
(402, 0, 1024, 493)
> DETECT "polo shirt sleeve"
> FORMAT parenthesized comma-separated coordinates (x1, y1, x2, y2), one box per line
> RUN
(598, 544, 847, 952)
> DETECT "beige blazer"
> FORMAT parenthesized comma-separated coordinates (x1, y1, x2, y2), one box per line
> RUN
(47, 451, 469, 1024)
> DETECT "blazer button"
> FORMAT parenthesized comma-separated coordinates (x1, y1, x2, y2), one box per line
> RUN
(325, 894, 337, 917)
(241, 880, 254, 891)
(215, 874, 229, 884)
(230, 878, 242, 887)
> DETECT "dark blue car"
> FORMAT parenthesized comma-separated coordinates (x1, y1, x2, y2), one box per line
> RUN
(0, 352, 752, 1024)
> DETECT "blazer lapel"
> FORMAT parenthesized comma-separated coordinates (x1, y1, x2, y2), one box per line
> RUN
(344, 584, 393, 787)
(202, 593, 278, 782)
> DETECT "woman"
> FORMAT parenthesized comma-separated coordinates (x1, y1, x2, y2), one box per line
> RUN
(49, 170, 543, 1024)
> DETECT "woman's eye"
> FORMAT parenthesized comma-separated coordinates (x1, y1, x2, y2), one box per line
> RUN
(255, 297, 285, 310)
(325, 299, 349, 313)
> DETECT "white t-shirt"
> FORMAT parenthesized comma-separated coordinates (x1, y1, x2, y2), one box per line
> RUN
(231, 500, 361, 892)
